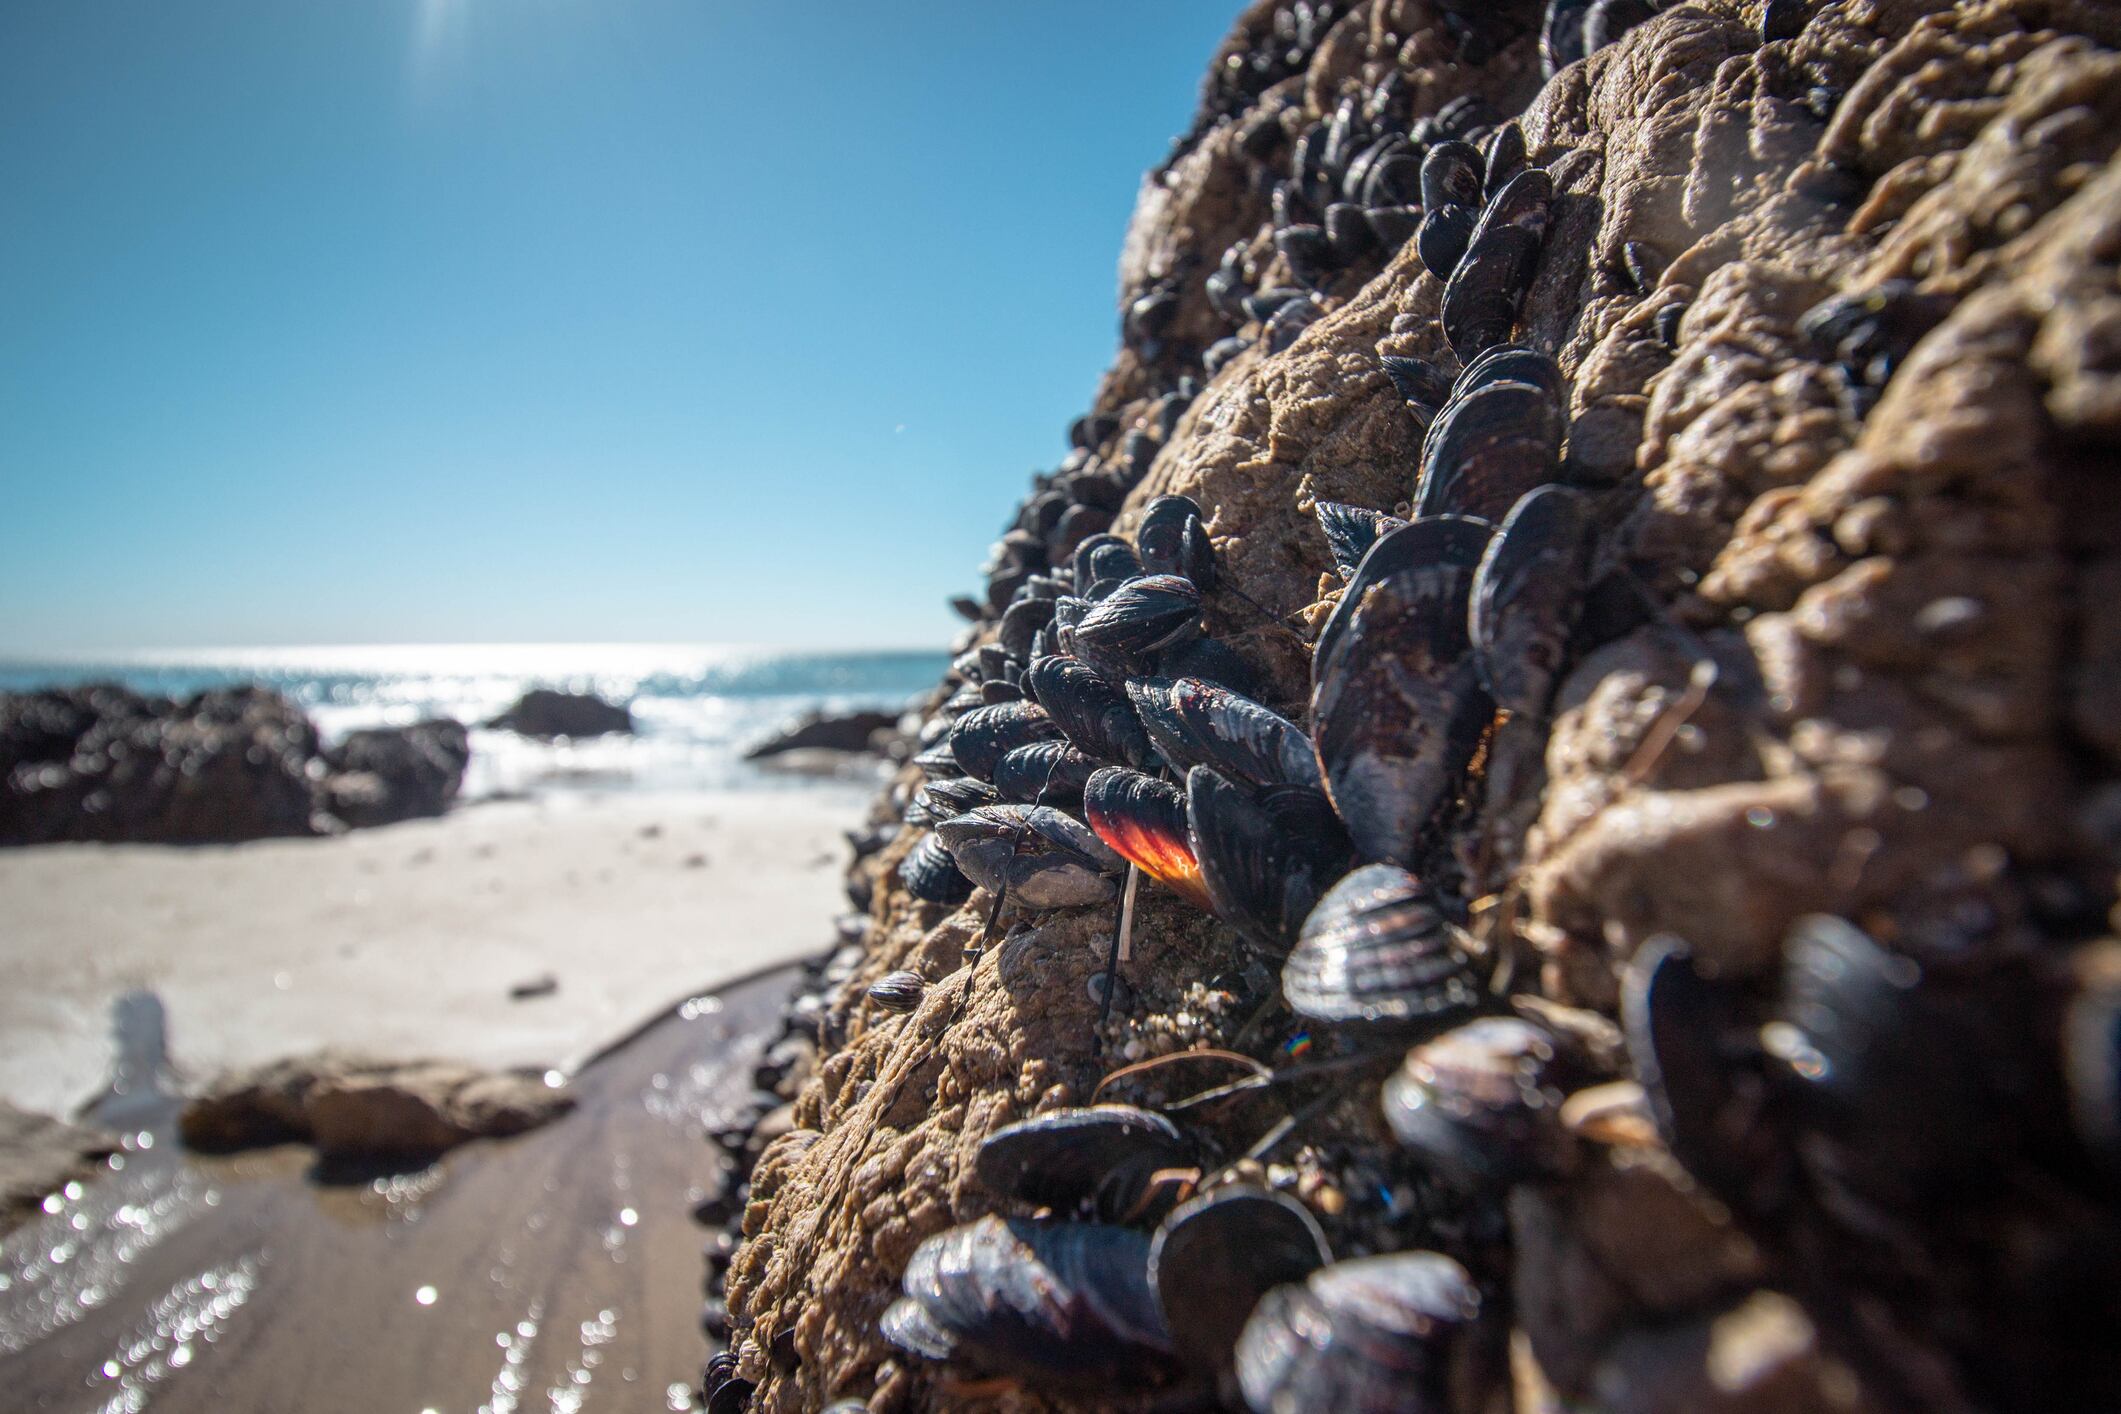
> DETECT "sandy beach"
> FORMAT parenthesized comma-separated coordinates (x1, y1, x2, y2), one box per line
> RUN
(0, 783, 872, 1117)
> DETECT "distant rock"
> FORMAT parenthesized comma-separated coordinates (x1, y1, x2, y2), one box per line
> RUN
(180, 1054, 574, 1159)
(744, 708, 901, 759)
(0, 685, 471, 844)
(485, 688, 634, 739)
(324, 719, 471, 827)
(0, 1100, 116, 1234)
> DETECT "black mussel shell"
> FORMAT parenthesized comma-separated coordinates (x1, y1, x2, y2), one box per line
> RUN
(1620, 238, 1666, 294)
(1314, 501, 1410, 581)
(1470, 484, 1599, 717)
(993, 739, 1102, 808)
(1419, 140, 1484, 212)
(948, 700, 1063, 782)
(1188, 766, 1347, 956)
(912, 739, 966, 781)
(1053, 502, 1115, 558)
(1417, 202, 1476, 280)
(1275, 223, 1334, 287)
(1205, 334, 1252, 375)
(1380, 353, 1453, 418)
(980, 679, 1023, 704)
(999, 595, 1057, 659)
(1363, 148, 1423, 210)
(1066, 468, 1130, 514)
(1084, 766, 1210, 910)
(1583, 0, 1655, 52)
(1433, 94, 1500, 142)
(1127, 676, 1323, 793)
(1440, 224, 1542, 361)
(868, 970, 927, 1014)
(1484, 121, 1527, 198)
(1285, 865, 1484, 1028)
(975, 1105, 1198, 1222)
(1070, 412, 1119, 453)
(1310, 517, 1494, 867)
(1324, 201, 1375, 263)
(1120, 429, 1159, 481)
(900, 831, 974, 905)
(950, 594, 985, 623)
(1235, 1253, 1486, 1414)
(1769, 914, 2008, 1197)
(1023, 653, 1159, 768)
(1414, 379, 1564, 523)
(977, 641, 1019, 684)
(1366, 204, 1424, 250)
(1073, 534, 1143, 594)
(1243, 286, 1310, 323)
(1455, 342, 1563, 402)
(1382, 1016, 1585, 1188)
(905, 776, 1000, 828)
(1542, 0, 1593, 74)
(1263, 294, 1323, 353)
(881, 1215, 1178, 1390)
(1149, 1185, 1331, 1374)
(1074, 575, 1204, 668)
(1155, 634, 1266, 699)
(938, 684, 985, 718)
(1621, 936, 1762, 1205)
(1138, 494, 1218, 591)
(937, 804, 1123, 909)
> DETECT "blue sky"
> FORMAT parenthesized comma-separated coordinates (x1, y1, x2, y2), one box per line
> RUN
(0, 1, 1238, 654)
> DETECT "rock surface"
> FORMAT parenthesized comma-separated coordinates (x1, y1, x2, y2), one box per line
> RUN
(0, 685, 470, 844)
(485, 687, 634, 738)
(180, 1054, 575, 1159)
(745, 709, 902, 760)
(718, 2, 2121, 1412)
(0, 1100, 116, 1234)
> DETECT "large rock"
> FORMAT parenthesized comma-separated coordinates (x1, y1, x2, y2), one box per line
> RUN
(721, 2, 2121, 1411)
(0, 1101, 116, 1234)
(180, 1053, 574, 1158)
(744, 708, 901, 759)
(485, 688, 634, 738)
(0, 685, 471, 844)
(324, 718, 471, 827)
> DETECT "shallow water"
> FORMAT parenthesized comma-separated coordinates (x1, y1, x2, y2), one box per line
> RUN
(0, 970, 792, 1413)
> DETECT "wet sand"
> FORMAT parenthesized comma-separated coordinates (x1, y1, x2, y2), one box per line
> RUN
(0, 787, 867, 1116)
(0, 964, 793, 1414)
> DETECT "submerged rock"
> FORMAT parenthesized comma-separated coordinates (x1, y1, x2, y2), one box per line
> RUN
(744, 708, 902, 759)
(324, 718, 471, 827)
(180, 1054, 574, 1159)
(485, 688, 633, 738)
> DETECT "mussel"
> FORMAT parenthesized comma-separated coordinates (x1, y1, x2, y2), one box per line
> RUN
(992, 739, 1103, 808)
(1382, 1016, 1585, 1187)
(1189, 766, 1349, 955)
(1314, 501, 1411, 582)
(868, 970, 928, 1014)
(1234, 1253, 1488, 1414)
(1073, 575, 1204, 678)
(937, 804, 1124, 909)
(881, 1216, 1179, 1389)
(1149, 1185, 1331, 1374)
(1284, 864, 1485, 1028)
(1023, 654, 1159, 769)
(948, 700, 1063, 782)
(976, 1105, 1199, 1223)
(900, 831, 974, 905)
(1469, 484, 1599, 717)
(1137, 495, 1217, 590)
(1084, 766, 1211, 910)
(1127, 676, 1322, 793)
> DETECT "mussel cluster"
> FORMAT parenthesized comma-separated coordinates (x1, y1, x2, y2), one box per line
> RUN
(718, 2, 2121, 1410)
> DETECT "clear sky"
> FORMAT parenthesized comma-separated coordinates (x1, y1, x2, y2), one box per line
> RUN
(0, 1, 1239, 655)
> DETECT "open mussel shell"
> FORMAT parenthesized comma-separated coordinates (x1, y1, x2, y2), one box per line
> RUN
(976, 1104, 1198, 1222)
(1074, 575, 1204, 669)
(904, 776, 1000, 828)
(1084, 766, 1211, 911)
(868, 970, 927, 1014)
(1137, 494, 1217, 591)
(1234, 1252, 1486, 1414)
(1414, 379, 1564, 523)
(1188, 766, 1348, 956)
(1023, 654, 1159, 769)
(1310, 517, 1494, 867)
(1284, 864, 1484, 1028)
(937, 804, 1123, 910)
(881, 1215, 1178, 1390)
(1315, 501, 1410, 581)
(1470, 484, 1598, 717)
(900, 831, 974, 905)
(1149, 1186, 1331, 1376)
(1382, 1016, 1585, 1188)
(948, 700, 1064, 782)
(1128, 676, 1322, 793)
(993, 739, 1102, 808)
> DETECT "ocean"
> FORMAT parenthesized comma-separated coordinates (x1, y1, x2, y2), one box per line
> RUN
(0, 644, 951, 798)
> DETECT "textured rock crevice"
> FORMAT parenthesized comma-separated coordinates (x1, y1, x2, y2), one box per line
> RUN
(718, 2, 2121, 1409)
